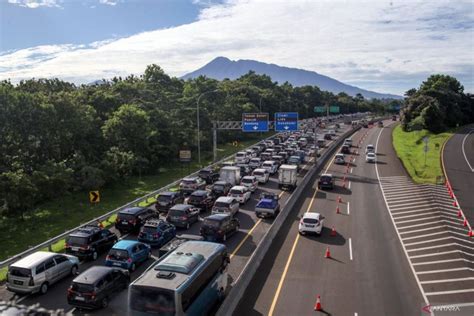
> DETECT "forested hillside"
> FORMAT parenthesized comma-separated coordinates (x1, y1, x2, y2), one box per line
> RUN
(0, 65, 397, 217)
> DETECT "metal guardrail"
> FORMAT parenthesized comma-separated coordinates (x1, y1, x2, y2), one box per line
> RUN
(216, 125, 361, 316)
(0, 131, 292, 270)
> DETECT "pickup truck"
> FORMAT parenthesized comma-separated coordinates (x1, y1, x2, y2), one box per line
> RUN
(255, 192, 281, 218)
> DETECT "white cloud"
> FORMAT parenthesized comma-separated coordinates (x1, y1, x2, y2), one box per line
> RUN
(99, 0, 118, 6)
(1, 0, 473, 94)
(7, 0, 61, 9)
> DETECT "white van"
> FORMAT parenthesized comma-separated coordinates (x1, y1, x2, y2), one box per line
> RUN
(235, 151, 250, 164)
(219, 166, 241, 185)
(262, 160, 279, 175)
(252, 168, 269, 184)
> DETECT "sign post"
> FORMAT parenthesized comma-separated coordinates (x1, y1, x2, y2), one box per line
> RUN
(275, 112, 299, 131)
(242, 113, 269, 132)
(423, 136, 429, 166)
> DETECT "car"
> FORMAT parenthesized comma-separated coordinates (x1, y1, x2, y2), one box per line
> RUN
(294, 150, 306, 163)
(65, 225, 118, 261)
(237, 164, 252, 177)
(277, 151, 289, 163)
(67, 266, 130, 309)
(392, 115, 397, 121)
(186, 190, 216, 212)
(228, 185, 251, 204)
(344, 138, 353, 147)
(255, 192, 280, 218)
(251, 146, 263, 154)
(334, 153, 345, 165)
(261, 160, 279, 175)
(212, 196, 240, 216)
(328, 129, 336, 136)
(298, 213, 325, 235)
(235, 151, 250, 164)
(249, 157, 262, 169)
(324, 133, 332, 140)
(341, 145, 351, 154)
(252, 168, 270, 184)
(179, 177, 206, 194)
(240, 175, 258, 192)
(317, 139, 326, 147)
(365, 144, 375, 154)
(271, 155, 284, 166)
(115, 207, 156, 234)
(366, 152, 376, 163)
(105, 240, 151, 272)
(155, 191, 184, 213)
(157, 234, 205, 258)
(198, 168, 220, 184)
(245, 149, 257, 158)
(200, 214, 240, 242)
(7, 252, 80, 295)
(318, 173, 334, 190)
(166, 204, 200, 229)
(138, 219, 176, 247)
(378, 121, 384, 127)
(210, 180, 232, 197)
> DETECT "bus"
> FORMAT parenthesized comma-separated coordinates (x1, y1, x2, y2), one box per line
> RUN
(128, 241, 230, 316)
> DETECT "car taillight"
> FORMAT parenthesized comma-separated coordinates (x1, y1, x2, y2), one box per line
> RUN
(180, 216, 187, 220)
(106, 255, 111, 260)
(80, 245, 90, 250)
(153, 233, 160, 238)
(91, 291, 96, 300)
(239, 194, 243, 197)
(67, 287, 73, 297)
(28, 277, 34, 286)
(129, 219, 136, 225)
(217, 230, 223, 235)
(115, 217, 120, 223)
(127, 258, 132, 263)
(300, 219, 304, 225)
(65, 242, 69, 248)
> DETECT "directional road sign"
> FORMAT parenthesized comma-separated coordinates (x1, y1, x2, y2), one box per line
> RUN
(275, 112, 298, 131)
(242, 113, 269, 132)
(314, 106, 325, 113)
(89, 191, 100, 203)
(330, 106, 340, 113)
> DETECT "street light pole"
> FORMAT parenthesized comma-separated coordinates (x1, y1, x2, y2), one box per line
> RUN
(259, 95, 263, 112)
(196, 89, 220, 166)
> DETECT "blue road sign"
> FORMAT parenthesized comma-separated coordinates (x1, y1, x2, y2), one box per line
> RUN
(275, 112, 298, 131)
(242, 113, 269, 132)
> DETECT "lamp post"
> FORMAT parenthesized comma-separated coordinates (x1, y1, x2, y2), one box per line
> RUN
(196, 89, 220, 166)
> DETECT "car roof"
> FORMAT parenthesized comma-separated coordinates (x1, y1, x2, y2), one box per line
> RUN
(242, 176, 256, 179)
(231, 185, 246, 190)
(112, 240, 140, 250)
(160, 191, 178, 197)
(190, 190, 208, 196)
(11, 251, 56, 269)
(253, 168, 266, 172)
(303, 212, 321, 219)
(321, 173, 333, 177)
(367, 152, 376, 156)
(215, 196, 235, 203)
(205, 214, 230, 221)
(170, 204, 192, 211)
(336, 153, 344, 157)
(182, 177, 198, 181)
(119, 207, 144, 215)
(214, 180, 229, 185)
(73, 266, 116, 284)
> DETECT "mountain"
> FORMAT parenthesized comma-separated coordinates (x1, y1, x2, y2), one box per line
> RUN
(182, 57, 402, 99)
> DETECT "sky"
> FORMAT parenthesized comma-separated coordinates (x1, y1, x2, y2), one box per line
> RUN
(0, 0, 473, 95)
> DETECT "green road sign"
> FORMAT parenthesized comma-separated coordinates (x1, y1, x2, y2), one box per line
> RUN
(330, 106, 340, 113)
(314, 106, 325, 113)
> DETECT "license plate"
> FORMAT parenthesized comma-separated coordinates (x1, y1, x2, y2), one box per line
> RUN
(172, 216, 179, 220)
(305, 225, 315, 228)
(122, 221, 128, 225)
(113, 262, 122, 266)
(71, 247, 79, 251)
(13, 280, 23, 285)
(75, 296, 85, 301)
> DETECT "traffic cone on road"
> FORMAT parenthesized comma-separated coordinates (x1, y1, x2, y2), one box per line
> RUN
(338, 196, 342, 203)
(458, 209, 462, 217)
(342, 180, 346, 188)
(450, 190, 454, 199)
(314, 295, 322, 311)
(325, 247, 331, 258)
(469, 230, 473, 237)
(336, 206, 340, 214)
(331, 227, 337, 236)
(463, 218, 467, 227)
(453, 201, 458, 207)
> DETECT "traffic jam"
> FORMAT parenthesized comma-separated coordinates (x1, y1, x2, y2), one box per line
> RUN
(2, 115, 359, 313)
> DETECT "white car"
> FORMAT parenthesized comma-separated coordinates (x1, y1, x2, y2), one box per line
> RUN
(249, 157, 262, 169)
(235, 151, 250, 164)
(365, 144, 375, 154)
(298, 213, 325, 235)
(334, 153, 345, 165)
(228, 185, 251, 204)
(366, 152, 376, 163)
(262, 160, 279, 175)
(240, 176, 258, 192)
(252, 168, 270, 184)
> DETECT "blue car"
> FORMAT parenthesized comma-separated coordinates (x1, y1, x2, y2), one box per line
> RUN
(137, 219, 176, 247)
(105, 240, 151, 272)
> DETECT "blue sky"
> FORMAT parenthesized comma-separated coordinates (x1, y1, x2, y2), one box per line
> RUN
(0, 0, 472, 95)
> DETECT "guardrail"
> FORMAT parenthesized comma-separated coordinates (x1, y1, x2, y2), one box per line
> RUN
(0, 132, 289, 270)
(216, 125, 361, 316)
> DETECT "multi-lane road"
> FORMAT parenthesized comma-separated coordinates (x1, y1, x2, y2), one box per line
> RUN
(0, 119, 353, 314)
(237, 120, 474, 316)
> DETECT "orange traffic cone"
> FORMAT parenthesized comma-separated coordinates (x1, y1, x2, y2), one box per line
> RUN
(463, 218, 467, 227)
(325, 247, 331, 258)
(469, 230, 473, 237)
(458, 209, 462, 217)
(314, 295, 322, 311)
(331, 227, 337, 236)
(453, 201, 458, 207)
(450, 191, 454, 199)
(338, 196, 342, 203)
(342, 181, 346, 188)
(336, 206, 340, 214)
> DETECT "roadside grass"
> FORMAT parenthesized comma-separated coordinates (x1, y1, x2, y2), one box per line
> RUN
(0, 136, 266, 266)
(392, 125, 453, 184)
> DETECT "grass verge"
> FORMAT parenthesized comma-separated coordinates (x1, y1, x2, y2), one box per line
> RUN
(0, 136, 266, 267)
(392, 125, 453, 184)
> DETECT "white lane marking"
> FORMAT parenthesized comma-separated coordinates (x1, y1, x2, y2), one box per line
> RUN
(400, 224, 468, 235)
(373, 123, 430, 307)
(461, 130, 474, 172)
(348, 181, 351, 189)
(405, 236, 471, 246)
(417, 267, 474, 274)
(349, 237, 353, 261)
(395, 214, 457, 225)
(411, 250, 474, 259)
(402, 231, 452, 241)
(408, 243, 474, 252)
(350, 167, 353, 174)
(66, 307, 76, 314)
(392, 208, 437, 216)
(399, 218, 461, 230)
(119, 233, 130, 240)
(394, 211, 457, 221)
(387, 196, 434, 203)
(347, 202, 350, 215)
(389, 202, 434, 210)
(355, 313, 358, 316)
(421, 277, 474, 285)
(15, 295, 29, 303)
(426, 288, 474, 296)
(413, 258, 474, 266)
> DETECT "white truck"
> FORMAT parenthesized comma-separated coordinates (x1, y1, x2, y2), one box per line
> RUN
(219, 166, 241, 186)
(278, 164, 298, 190)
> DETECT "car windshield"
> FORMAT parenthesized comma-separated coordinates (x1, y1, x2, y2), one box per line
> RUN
(9, 267, 31, 278)
(67, 236, 88, 246)
(181, 179, 196, 185)
(118, 213, 136, 221)
(303, 218, 319, 224)
(253, 171, 264, 176)
(189, 195, 203, 202)
(214, 201, 230, 208)
(168, 209, 184, 216)
(72, 282, 95, 293)
(142, 226, 157, 234)
(158, 195, 172, 203)
(230, 189, 243, 195)
(241, 178, 253, 184)
(321, 176, 332, 182)
(199, 170, 211, 175)
(203, 219, 221, 228)
(213, 184, 224, 191)
(236, 153, 245, 157)
(108, 249, 129, 260)
(130, 286, 176, 315)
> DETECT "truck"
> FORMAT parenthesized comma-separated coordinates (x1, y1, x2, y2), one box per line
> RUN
(255, 192, 281, 218)
(219, 166, 241, 186)
(278, 164, 298, 190)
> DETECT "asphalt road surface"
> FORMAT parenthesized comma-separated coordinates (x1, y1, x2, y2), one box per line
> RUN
(0, 120, 353, 315)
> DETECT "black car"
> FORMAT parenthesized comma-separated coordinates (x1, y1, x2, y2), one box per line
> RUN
(200, 214, 240, 242)
(324, 133, 332, 140)
(318, 174, 334, 190)
(238, 164, 252, 177)
(155, 191, 184, 213)
(198, 168, 220, 184)
(65, 225, 118, 261)
(115, 207, 156, 234)
(67, 266, 129, 309)
(166, 204, 200, 229)
(186, 190, 216, 212)
(341, 145, 351, 154)
(138, 219, 176, 247)
(211, 181, 232, 197)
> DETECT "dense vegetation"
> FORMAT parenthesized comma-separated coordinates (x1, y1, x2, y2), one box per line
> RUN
(0, 64, 398, 218)
(401, 75, 474, 132)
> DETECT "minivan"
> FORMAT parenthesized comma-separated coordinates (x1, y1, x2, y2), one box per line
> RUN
(262, 160, 279, 175)
(200, 214, 240, 242)
(212, 196, 239, 216)
(115, 207, 156, 234)
(7, 251, 80, 295)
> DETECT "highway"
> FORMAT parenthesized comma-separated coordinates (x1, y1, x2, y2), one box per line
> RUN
(443, 126, 474, 226)
(0, 119, 353, 314)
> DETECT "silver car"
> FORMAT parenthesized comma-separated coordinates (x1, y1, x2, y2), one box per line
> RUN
(7, 251, 80, 294)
